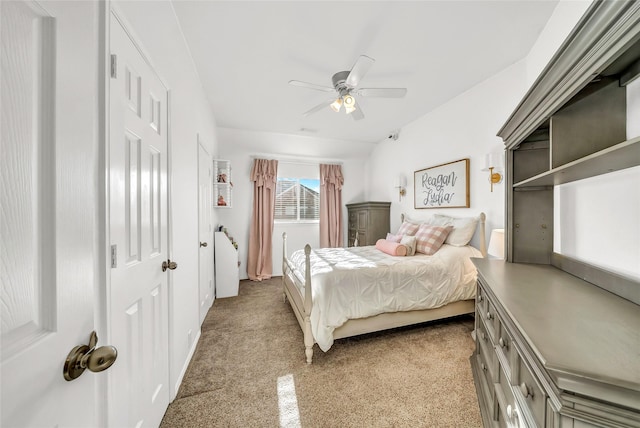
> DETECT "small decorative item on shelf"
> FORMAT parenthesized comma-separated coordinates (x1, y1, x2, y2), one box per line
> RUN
(213, 160, 232, 208)
(216, 225, 238, 250)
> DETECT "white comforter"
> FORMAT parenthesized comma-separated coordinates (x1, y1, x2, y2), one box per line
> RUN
(289, 244, 482, 352)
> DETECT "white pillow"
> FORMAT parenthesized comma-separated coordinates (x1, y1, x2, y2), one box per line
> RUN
(401, 214, 431, 225)
(431, 214, 478, 247)
(401, 235, 417, 256)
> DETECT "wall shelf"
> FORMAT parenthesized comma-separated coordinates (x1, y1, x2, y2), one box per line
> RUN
(513, 137, 640, 188)
(213, 159, 232, 208)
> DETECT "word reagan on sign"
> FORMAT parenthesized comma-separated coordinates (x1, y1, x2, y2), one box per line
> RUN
(414, 158, 470, 209)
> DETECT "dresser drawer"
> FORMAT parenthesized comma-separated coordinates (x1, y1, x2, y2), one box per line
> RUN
(477, 331, 498, 384)
(477, 314, 495, 350)
(496, 365, 523, 428)
(479, 299, 500, 343)
(496, 322, 517, 381)
(474, 344, 495, 419)
(348, 212, 357, 229)
(476, 283, 488, 314)
(517, 356, 546, 427)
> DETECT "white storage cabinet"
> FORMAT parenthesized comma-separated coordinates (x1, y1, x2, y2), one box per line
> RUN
(214, 231, 239, 298)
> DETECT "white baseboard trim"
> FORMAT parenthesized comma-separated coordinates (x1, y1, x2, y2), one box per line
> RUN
(172, 328, 202, 400)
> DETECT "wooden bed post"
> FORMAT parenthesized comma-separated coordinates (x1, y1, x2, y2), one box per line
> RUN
(282, 232, 287, 302)
(479, 213, 487, 258)
(303, 244, 314, 364)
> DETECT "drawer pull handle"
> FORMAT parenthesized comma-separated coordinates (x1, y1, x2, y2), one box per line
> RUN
(486, 311, 492, 320)
(481, 363, 487, 372)
(477, 295, 483, 302)
(520, 382, 534, 398)
(480, 331, 487, 341)
(499, 337, 507, 349)
(506, 405, 519, 422)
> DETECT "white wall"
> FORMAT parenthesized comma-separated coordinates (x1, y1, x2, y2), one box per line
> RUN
(365, 61, 529, 249)
(112, 1, 219, 398)
(217, 127, 370, 278)
(554, 167, 640, 280)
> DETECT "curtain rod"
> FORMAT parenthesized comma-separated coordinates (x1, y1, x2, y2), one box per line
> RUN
(249, 154, 343, 166)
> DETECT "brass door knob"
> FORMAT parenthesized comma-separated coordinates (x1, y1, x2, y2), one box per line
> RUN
(162, 259, 178, 272)
(200, 242, 208, 247)
(64, 331, 117, 381)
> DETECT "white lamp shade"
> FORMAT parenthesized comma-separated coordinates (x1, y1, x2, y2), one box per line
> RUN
(394, 175, 407, 188)
(483, 152, 504, 171)
(487, 229, 505, 259)
(330, 98, 343, 112)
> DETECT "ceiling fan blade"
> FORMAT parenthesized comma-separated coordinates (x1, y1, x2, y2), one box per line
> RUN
(303, 98, 335, 117)
(289, 80, 335, 93)
(345, 55, 375, 88)
(355, 88, 407, 98)
(350, 101, 365, 121)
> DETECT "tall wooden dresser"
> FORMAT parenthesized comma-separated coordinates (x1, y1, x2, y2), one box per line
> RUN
(346, 201, 391, 247)
(471, 2, 640, 427)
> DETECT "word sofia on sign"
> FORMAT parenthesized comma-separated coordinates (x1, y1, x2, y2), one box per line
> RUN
(414, 158, 470, 209)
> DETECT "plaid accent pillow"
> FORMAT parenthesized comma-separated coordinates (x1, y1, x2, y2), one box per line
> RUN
(415, 224, 453, 255)
(396, 221, 420, 236)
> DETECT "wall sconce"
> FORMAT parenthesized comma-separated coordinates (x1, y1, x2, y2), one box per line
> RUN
(482, 152, 504, 192)
(487, 228, 505, 259)
(394, 175, 407, 202)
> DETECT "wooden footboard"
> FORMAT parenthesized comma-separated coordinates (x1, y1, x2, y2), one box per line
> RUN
(282, 233, 315, 363)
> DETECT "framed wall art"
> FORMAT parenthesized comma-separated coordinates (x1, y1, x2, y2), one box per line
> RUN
(414, 158, 470, 209)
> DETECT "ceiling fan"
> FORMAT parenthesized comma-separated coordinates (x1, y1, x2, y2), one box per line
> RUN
(289, 55, 407, 121)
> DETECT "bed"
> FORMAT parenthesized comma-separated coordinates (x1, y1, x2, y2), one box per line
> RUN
(282, 212, 487, 363)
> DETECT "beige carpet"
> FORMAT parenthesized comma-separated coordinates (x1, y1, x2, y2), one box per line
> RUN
(160, 277, 482, 428)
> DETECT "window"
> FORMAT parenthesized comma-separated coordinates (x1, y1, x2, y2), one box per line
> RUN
(275, 178, 320, 222)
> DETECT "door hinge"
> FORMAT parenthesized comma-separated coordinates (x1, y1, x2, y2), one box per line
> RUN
(110, 54, 117, 78)
(110, 245, 117, 268)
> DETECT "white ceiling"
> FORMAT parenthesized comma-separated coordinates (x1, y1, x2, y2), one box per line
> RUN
(172, 1, 559, 144)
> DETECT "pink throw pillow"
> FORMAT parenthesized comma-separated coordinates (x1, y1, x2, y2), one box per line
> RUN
(397, 221, 419, 236)
(414, 224, 453, 255)
(386, 233, 402, 243)
(375, 239, 407, 256)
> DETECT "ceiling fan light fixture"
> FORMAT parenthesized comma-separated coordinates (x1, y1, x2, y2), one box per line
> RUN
(343, 94, 356, 114)
(290, 55, 407, 120)
(330, 97, 343, 112)
(342, 94, 356, 114)
(343, 94, 355, 107)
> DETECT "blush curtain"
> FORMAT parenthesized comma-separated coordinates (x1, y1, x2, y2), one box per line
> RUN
(319, 164, 344, 248)
(247, 159, 278, 281)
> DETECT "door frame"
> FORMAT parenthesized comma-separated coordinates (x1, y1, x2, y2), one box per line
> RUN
(99, 4, 176, 424)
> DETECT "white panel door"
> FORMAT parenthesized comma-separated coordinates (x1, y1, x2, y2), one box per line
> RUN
(108, 13, 170, 428)
(1, 1, 100, 426)
(198, 142, 214, 324)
